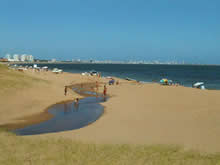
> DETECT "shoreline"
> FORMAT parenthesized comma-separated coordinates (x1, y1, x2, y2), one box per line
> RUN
(0, 81, 102, 131)
(0, 67, 124, 132)
(1, 67, 220, 153)
(0, 99, 73, 131)
(8, 62, 220, 90)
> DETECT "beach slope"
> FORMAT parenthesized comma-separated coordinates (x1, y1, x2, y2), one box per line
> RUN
(1, 65, 220, 153)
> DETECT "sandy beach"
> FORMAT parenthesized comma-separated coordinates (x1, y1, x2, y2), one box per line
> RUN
(1, 67, 220, 153)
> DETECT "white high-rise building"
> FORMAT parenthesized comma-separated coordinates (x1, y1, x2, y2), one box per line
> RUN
(4, 53, 34, 62)
(5, 54, 11, 60)
(20, 54, 27, 62)
(26, 55, 34, 62)
(13, 54, 20, 61)
(30, 55, 34, 62)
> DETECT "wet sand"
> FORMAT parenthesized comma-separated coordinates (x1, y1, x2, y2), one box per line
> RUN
(1, 69, 220, 153)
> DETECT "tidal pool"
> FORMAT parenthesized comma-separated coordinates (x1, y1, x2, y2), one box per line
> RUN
(13, 97, 105, 135)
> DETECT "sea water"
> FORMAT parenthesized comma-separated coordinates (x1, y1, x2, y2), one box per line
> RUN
(32, 64, 220, 90)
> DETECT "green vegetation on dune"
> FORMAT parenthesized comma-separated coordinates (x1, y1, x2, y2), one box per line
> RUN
(0, 131, 220, 165)
(0, 64, 46, 92)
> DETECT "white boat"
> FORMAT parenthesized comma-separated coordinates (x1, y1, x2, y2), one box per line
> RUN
(81, 70, 99, 76)
(81, 72, 90, 76)
(42, 66, 48, 69)
(89, 70, 98, 76)
(42, 66, 48, 71)
(52, 68, 63, 74)
(193, 82, 205, 89)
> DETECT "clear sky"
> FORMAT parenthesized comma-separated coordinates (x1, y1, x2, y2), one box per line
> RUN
(0, 0, 220, 64)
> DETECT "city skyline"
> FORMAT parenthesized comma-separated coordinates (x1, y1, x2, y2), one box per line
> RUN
(0, 53, 202, 65)
(5, 53, 34, 62)
(0, 52, 218, 65)
(0, 0, 220, 64)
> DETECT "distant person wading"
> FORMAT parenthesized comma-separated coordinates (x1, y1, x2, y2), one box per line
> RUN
(74, 98, 79, 110)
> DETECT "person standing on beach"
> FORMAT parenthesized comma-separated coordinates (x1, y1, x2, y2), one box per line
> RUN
(64, 86, 67, 96)
(103, 85, 107, 97)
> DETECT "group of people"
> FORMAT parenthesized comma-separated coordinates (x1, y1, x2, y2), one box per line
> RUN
(61, 71, 124, 113)
(108, 78, 119, 85)
(63, 74, 121, 109)
(64, 82, 108, 101)
(66, 81, 108, 97)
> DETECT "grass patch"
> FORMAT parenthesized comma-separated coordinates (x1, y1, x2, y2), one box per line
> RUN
(0, 131, 220, 165)
(0, 64, 46, 92)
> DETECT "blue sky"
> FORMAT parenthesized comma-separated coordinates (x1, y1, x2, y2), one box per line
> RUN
(0, 0, 220, 64)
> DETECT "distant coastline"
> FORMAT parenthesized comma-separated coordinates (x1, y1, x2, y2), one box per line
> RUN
(5, 61, 220, 66)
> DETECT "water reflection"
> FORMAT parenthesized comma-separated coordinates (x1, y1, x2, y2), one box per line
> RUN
(13, 97, 105, 135)
(74, 102, 79, 111)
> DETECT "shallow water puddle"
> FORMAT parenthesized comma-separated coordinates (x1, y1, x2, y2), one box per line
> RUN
(13, 97, 105, 135)
(72, 87, 103, 96)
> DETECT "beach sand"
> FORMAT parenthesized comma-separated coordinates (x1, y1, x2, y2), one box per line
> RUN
(1, 68, 220, 153)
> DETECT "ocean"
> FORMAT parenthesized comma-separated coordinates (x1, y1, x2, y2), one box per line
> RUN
(30, 63, 220, 90)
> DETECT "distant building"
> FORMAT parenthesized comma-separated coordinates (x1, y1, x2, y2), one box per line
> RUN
(20, 54, 27, 61)
(4, 53, 34, 62)
(5, 53, 16, 61)
(26, 55, 34, 62)
(5, 54, 11, 60)
(13, 54, 20, 61)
